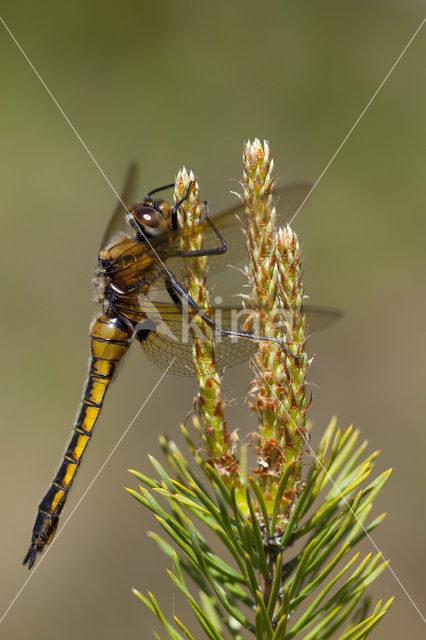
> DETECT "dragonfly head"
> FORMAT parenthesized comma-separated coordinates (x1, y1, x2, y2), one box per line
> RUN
(127, 201, 172, 239)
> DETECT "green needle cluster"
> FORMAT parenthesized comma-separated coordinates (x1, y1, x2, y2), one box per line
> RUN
(128, 423, 391, 639)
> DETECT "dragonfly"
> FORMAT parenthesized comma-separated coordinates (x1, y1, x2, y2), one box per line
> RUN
(23, 165, 340, 569)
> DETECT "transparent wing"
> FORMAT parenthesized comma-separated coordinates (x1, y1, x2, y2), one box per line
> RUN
(100, 163, 138, 250)
(304, 305, 343, 332)
(135, 302, 258, 376)
(132, 300, 340, 376)
(162, 182, 312, 278)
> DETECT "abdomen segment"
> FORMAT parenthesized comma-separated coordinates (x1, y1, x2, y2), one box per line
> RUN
(23, 314, 132, 569)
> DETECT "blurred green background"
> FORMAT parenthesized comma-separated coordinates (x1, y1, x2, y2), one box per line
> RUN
(1, 1, 425, 638)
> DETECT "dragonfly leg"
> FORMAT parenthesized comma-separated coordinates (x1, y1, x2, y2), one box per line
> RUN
(180, 201, 228, 258)
(171, 181, 194, 215)
(145, 182, 175, 199)
(165, 273, 299, 360)
(145, 179, 194, 215)
(145, 181, 194, 232)
(23, 314, 133, 569)
(145, 183, 226, 257)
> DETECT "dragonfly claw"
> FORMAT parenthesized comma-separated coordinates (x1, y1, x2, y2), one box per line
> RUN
(275, 338, 300, 360)
(23, 543, 39, 570)
(23, 533, 47, 570)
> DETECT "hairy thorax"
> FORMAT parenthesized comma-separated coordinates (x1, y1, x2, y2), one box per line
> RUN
(94, 234, 166, 322)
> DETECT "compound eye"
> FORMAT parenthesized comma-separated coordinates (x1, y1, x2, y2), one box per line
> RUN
(133, 206, 161, 230)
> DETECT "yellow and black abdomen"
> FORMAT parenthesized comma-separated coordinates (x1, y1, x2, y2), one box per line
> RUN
(23, 313, 132, 569)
